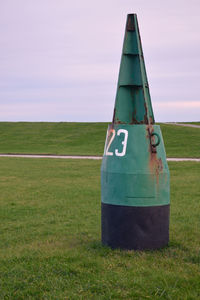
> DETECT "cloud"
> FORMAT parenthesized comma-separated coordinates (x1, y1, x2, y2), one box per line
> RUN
(0, 0, 200, 121)
(154, 101, 200, 122)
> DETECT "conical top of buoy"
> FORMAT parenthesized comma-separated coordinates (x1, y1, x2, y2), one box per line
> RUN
(113, 14, 155, 125)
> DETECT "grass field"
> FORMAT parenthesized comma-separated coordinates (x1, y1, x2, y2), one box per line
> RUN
(0, 157, 199, 299)
(159, 124, 200, 158)
(181, 122, 200, 126)
(0, 122, 108, 156)
(0, 122, 199, 158)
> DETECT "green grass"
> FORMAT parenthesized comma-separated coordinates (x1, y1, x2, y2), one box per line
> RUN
(159, 124, 200, 158)
(179, 122, 200, 125)
(0, 122, 108, 156)
(0, 158, 199, 299)
(192, 122, 200, 125)
(0, 122, 199, 157)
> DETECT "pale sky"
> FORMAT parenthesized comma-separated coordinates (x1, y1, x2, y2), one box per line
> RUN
(0, 0, 200, 122)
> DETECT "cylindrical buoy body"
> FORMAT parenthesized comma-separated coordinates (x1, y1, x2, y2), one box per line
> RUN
(101, 124, 170, 250)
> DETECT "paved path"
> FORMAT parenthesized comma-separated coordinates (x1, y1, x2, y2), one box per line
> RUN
(0, 154, 199, 162)
(167, 158, 200, 162)
(163, 122, 200, 128)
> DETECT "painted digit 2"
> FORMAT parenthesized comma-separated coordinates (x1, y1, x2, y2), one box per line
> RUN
(105, 129, 128, 157)
(105, 129, 115, 156)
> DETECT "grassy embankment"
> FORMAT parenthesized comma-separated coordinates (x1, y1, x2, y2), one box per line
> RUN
(0, 122, 199, 157)
(181, 122, 200, 126)
(0, 158, 199, 299)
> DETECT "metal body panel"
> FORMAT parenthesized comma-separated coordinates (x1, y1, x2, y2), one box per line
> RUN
(101, 124, 169, 207)
(101, 203, 170, 250)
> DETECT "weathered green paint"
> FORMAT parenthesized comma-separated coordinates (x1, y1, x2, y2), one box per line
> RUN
(101, 14, 169, 206)
(101, 124, 169, 207)
(113, 14, 154, 124)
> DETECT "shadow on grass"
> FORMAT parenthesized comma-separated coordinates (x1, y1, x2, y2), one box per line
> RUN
(83, 239, 172, 258)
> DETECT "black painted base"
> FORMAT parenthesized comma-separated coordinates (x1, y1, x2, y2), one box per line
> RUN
(101, 203, 170, 250)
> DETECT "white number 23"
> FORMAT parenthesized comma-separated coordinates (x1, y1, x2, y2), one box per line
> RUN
(104, 129, 128, 157)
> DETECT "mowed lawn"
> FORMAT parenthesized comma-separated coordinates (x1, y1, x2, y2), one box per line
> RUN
(0, 158, 199, 299)
(0, 122, 200, 157)
(0, 122, 108, 156)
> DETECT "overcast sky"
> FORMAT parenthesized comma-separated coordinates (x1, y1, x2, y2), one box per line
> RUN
(0, 0, 200, 122)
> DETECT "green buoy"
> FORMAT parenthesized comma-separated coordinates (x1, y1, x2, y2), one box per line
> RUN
(101, 14, 170, 250)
